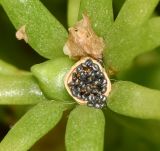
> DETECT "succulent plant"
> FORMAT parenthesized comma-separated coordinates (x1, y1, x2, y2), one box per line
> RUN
(0, 0, 160, 151)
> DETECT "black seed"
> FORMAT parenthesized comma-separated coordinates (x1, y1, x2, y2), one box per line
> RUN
(86, 77, 92, 83)
(101, 87, 107, 93)
(77, 93, 82, 99)
(86, 85, 92, 93)
(81, 94, 86, 100)
(76, 65, 83, 73)
(100, 95, 106, 102)
(74, 79, 79, 85)
(87, 94, 95, 102)
(101, 83, 107, 88)
(92, 64, 99, 71)
(85, 59, 93, 67)
(95, 71, 101, 77)
(81, 63, 87, 68)
(80, 72, 87, 80)
(94, 80, 99, 85)
(72, 72, 78, 81)
(79, 81, 84, 86)
(76, 87, 81, 92)
(94, 103, 101, 108)
(102, 79, 107, 84)
(91, 89, 99, 94)
(72, 90, 78, 97)
(98, 72, 104, 78)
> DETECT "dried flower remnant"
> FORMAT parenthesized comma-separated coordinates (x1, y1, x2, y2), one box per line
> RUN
(63, 14, 105, 60)
(16, 25, 28, 43)
(64, 57, 111, 109)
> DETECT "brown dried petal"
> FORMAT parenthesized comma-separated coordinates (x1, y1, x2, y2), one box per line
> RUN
(63, 14, 105, 60)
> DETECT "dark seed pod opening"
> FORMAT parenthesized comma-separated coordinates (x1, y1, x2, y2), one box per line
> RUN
(64, 57, 111, 109)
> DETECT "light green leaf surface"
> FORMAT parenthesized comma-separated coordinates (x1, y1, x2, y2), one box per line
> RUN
(1, 0, 67, 59)
(114, 0, 159, 28)
(67, 0, 81, 27)
(0, 74, 47, 104)
(31, 57, 75, 102)
(0, 59, 29, 75)
(109, 110, 160, 144)
(108, 81, 160, 119)
(65, 106, 105, 151)
(104, 0, 159, 72)
(0, 101, 64, 151)
(78, 0, 113, 38)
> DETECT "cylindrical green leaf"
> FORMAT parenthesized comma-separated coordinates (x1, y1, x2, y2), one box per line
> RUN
(0, 59, 29, 75)
(67, 0, 81, 27)
(78, 0, 113, 38)
(1, 0, 68, 59)
(0, 74, 47, 104)
(109, 110, 160, 144)
(105, 17, 160, 72)
(31, 57, 75, 102)
(104, 0, 159, 72)
(115, 0, 159, 28)
(0, 101, 64, 151)
(65, 106, 105, 151)
(108, 81, 160, 119)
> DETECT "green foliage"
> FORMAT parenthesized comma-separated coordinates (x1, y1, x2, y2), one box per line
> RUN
(67, 0, 81, 27)
(31, 57, 75, 102)
(78, 0, 113, 37)
(108, 81, 160, 119)
(0, 74, 47, 104)
(104, 0, 160, 71)
(66, 106, 105, 151)
(1, 0, 67, 59)
(0, 0, 160, 150)
(0, 101, 64, 151)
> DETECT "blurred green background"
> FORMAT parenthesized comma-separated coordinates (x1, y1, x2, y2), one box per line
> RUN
(0, 0, 160, 150)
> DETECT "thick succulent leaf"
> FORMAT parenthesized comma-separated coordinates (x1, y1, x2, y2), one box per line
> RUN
(67, 0, 81, 27)
(0, 74, 47, 104)
(109, 110, 160, 144)
(108, 81, 160, 119)
(0, 101, 64, 151)
(0, 59, 29, 75)
(65, 106, 105, 151)
(114, 0, 159, 28)
(104, 0, 160, 72)
(1, 0, 67, 59)
(31, 57, 75, 102)
(78, 0, 113, 38)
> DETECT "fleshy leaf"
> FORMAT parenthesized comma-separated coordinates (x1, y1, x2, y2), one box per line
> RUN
(0, 59, 29, 75)
(0, 101, 64, 151)
(0, 74, 47, 104)
(67, 0, 81, 27)
(78, 0, 113, 38)
(108, 81, 160, 119)
(104, 0, 160, 72)
(31, 57, 75, 102)
(108, 110, 160, 144)
(1, 0, 67, 59)
(65, 106, 105, 151)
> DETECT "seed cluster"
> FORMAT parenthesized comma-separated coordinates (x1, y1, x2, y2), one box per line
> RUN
(68, 59, 107, 109)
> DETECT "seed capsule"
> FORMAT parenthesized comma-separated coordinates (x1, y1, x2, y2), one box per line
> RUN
(64, 57, 111, 107)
